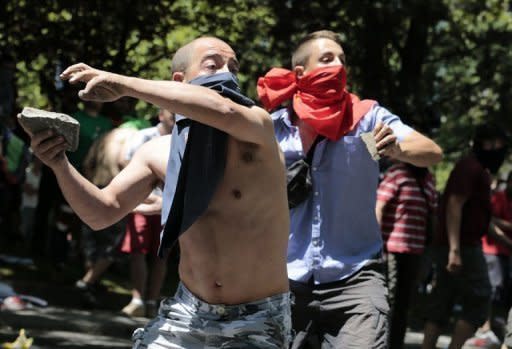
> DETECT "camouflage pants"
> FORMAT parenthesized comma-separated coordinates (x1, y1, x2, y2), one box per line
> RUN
(132, 282, 292, 348)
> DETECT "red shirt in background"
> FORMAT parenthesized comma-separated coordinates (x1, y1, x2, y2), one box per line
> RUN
(482, 190, 512, 256)
(436, 155, 492, 246)
(377, 163, 437, 254)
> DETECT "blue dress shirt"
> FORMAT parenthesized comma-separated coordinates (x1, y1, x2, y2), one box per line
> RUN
(273, 105, 413, 284)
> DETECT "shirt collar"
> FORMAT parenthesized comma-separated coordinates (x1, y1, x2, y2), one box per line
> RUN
(273, 107, 294, 129)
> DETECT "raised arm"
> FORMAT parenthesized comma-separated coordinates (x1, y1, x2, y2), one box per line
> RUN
(25, 128, 162, 230)
(60, 64, 274, 146)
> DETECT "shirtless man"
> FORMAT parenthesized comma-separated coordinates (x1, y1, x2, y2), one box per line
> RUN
(23, 37, 291, 348)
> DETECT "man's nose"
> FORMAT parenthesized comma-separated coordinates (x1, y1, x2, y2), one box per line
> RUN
(217, 64, 230, 73)
(330, 57, 344, 67)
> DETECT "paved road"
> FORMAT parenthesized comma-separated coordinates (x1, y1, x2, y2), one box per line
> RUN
(1, 305, 455, 349)
(1, 306, 144, 349)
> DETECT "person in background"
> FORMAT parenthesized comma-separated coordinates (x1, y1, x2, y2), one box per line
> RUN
(49, 100, 113, 268)
(19, 155, 42, 244)
(422, 123, 508, 349)
(119, 109, 175, 318)
(376, 161, 437, 349)
(74, 127, 137, 308)
(466, 171, 512, 348)
(0, 115, 30, 243)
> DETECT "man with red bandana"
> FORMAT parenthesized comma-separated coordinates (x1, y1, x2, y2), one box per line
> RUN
(258, 30, 443, 348)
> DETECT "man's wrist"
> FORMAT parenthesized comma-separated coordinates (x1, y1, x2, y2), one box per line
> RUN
(449, 247, 460, 254)
(50, 156, 69, 173)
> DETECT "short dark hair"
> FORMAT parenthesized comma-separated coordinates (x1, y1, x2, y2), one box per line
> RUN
(291, 30, 343, 68)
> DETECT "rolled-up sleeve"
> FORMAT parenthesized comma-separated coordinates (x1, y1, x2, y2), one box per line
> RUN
(372, 105, 414, 142)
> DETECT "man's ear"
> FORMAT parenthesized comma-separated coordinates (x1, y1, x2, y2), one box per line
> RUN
(294, 65, 305, 78)
(172, 72, 185, 82)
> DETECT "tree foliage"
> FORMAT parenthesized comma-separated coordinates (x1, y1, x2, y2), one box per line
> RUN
(1, 0, 511, 185)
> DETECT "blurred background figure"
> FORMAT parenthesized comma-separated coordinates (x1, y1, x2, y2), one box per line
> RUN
(104, 96, 151, 129)
(0, 117, 30, 245)
(376, 161, 438, 349)
(422, 124, 508, 349)
(465, 171, 512, 348)
(119, 108, 174, 318)
(46, 100, 113, 268)
(19, 155, 42, 245)
(0, 54, 30, 247)
(74, 127, 137, 308)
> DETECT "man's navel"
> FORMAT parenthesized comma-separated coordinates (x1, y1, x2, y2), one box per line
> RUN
(232, 189, 242, 199)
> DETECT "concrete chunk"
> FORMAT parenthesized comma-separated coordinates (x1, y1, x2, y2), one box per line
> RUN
(18, 107, 80, 152)
(360, 132, 381, 161)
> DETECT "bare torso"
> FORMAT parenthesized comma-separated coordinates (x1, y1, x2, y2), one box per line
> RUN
(176, 136, 289, 304)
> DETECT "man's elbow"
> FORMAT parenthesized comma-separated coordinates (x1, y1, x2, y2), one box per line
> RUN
(83, 200, 121, 230)
(414, 140, 443, 167)
(431, 143, 444, 164)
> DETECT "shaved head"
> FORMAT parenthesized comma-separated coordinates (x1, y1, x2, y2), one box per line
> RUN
(171, 40, 196, 74)
(171, 36, 232, 75)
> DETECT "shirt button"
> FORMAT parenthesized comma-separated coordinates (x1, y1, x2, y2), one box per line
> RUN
(312, 167, 317, 171)
(314, 192, 319, 196)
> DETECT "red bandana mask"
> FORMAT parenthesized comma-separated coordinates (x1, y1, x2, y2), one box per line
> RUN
(257, 65, 375, 140)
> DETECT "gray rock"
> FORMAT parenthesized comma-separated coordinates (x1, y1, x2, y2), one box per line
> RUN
(18, 107, 80, 152)
(360, 132, 381, 161)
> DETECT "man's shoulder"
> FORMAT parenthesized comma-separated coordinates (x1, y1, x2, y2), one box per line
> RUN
(454, 155, 482, 173)
(447, 155, 486, 188)
(131, 134, 170, 171)
(345, 103, 382, 135)
(140, 134, 170, 152)
(245, 104, 272, 122)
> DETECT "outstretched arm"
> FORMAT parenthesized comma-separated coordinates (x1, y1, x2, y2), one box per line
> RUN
(60, 64, 275, 146)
